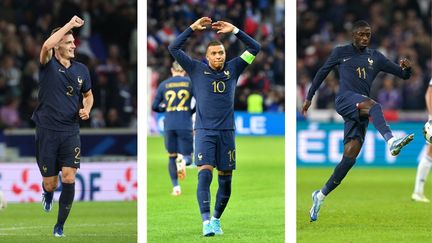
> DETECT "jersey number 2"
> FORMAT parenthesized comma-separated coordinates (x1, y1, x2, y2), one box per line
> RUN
(165, 89, 190, 112)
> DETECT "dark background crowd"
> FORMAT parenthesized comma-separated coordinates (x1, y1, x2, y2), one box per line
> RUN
(297, 0, 432, 115)
(148, 0, 285, 113)
(0, 0, 137, 129)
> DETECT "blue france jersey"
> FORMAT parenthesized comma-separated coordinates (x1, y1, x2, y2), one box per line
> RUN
(307, 44, 411, 100)
(152, 76, 193, 130)
(31, 58, 91, 132)
(169, 27, 260, 130)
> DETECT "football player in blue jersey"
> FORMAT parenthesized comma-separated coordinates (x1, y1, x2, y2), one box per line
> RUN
(302, 20, 414, 222)
(169, 17, 260, 236)
(152, 61, 194, 196)
(31, 15, 93, 237)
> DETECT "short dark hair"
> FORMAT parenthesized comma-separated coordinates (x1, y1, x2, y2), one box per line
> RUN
(50, 27, 73, 36)
(207, 40, 223, 49)
(352, 20, 370, 31)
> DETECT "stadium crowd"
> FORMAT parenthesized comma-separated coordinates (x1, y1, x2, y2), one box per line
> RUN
(0, 0, 137, 129)
(297, 0, 432, 114)
(148, 0, 285, 113)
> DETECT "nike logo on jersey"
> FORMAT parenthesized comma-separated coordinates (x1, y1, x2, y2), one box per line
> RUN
(204, 71, 211, 75)
(342, 57, 351, 62)
(58, 68, 65, 73)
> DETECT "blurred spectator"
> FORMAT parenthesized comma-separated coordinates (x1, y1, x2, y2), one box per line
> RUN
(247, 91, 264, 113)
(0, 1, 137, 129)
(377, 76, 402, 110)
(106, 108, 123, 128)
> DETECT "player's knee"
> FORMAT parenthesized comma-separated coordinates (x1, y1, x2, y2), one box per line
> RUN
(357, 98, 376, 110)
(344, 140, 361, 158)
(218, 170, 232, 176)
(43, 181, 58, 192)
(198, 164, 213, 172)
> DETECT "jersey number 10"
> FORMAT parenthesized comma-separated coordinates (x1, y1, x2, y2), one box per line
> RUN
(165, 89, 190, 112)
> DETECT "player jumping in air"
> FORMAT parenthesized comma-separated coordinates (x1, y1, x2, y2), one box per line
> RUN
(412, 78, 432, 203)
(32, 16, 93, 236)
(152, 61, 194, 196)
(169, 17, 260, 236)
(302, 20, 414, 222)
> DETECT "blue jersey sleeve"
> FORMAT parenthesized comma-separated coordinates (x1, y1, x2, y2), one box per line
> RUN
(82, 66, 92, 93)
(151, 85, 166, 113)
(306, 48, 340, 101)
(376, 51, 411, 80)
(231, 30, 261, 74)
(168, 27, 196, 74)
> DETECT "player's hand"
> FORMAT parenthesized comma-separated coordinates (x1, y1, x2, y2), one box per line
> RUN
(301, 100, 311, 116)
(79, 108, 90, 120)
(399, 58, 411, 70)
(190, 17, 212, 31)
(212, 21, 235, 34)
(69, 15, 84, 28)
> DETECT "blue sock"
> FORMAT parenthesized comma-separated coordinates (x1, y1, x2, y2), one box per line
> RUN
(56, 182, 75, 228)
(369, 103, 393, 141)
(321, 156, 356, 195)
(168, 156, 178, 186)
(197, 169, 212, 221)
(183, 155, 192, 166)
(213, 174, 232, 219)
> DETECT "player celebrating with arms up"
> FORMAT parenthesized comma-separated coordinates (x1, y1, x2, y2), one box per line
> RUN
(169, 17, 260, 236)
(32, 15, 93, 237)
(152, 61, 194, 196)
(302, 20, 414, 222)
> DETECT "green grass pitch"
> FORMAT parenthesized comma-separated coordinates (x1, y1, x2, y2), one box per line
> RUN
(297, 168, 432, 242)
(0, 201, 137, 242)
(147, 136, 285, 242)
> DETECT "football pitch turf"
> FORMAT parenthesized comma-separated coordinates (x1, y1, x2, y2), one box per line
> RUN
(297, 168, 432, 243)
(147, 136, 285, 242)
(0, 201, 137, 242)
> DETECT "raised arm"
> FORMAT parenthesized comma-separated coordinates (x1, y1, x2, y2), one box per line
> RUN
(40, 16, 84, 65)
(168, 17, 212, 73)
(212, 21, 261, 64)
(302, 48, 340, 115)
(378, 53, 411, 80)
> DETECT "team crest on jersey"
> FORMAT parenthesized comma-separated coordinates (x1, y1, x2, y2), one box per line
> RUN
(77, 76, 83, 90)
(368, 58, 374, 66)
(224, 70, 230, 79)
(42, 165, 47, 173)
(198, 153, 203, 161)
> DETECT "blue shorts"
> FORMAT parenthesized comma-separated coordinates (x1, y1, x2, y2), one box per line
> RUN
(164, 129, 193, 155)
(335, 91, 369, 144)
(194, 129, 236, 171)
(35, 127, 81, 177)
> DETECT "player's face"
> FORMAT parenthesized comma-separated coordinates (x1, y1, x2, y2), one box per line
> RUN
(57, 34, 76, 60)
(353, 27, 371, 49)
(206, 45, 226, 70)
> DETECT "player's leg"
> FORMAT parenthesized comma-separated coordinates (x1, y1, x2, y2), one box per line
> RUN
(310, 112, 365, 221)
(35, 127, 60, 212)
(53, 132, 81, 237)
(177, 129, 194, 166)
(54, 167, 77, 237)
(211, 130, 235, 234)
(412, 144, 432, 202)
(164, 130, 182, 194)
(357, 98, 413, 155)
(195, 129, 216, 236)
